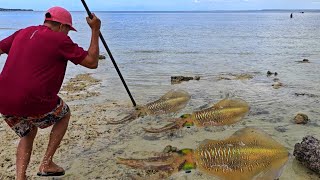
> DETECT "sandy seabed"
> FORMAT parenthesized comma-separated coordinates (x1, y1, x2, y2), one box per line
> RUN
(1, 73, 320, 180)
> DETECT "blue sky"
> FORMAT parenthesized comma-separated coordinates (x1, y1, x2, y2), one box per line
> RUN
(1, 0, 320, 11)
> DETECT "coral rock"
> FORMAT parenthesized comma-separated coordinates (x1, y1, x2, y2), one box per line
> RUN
(294, 113, 309, 124)
(293, 136, 320, 174)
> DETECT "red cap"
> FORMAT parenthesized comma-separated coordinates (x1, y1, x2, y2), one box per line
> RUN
(45, 6, 76, 31)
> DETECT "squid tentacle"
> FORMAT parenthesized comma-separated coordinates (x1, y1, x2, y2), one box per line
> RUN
(107, 113, 138, 124)
(143, 122, 181, 133)
(117, 154, 179, 172)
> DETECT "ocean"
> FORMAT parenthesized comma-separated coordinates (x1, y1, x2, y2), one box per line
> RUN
(0, 11, 320, 179)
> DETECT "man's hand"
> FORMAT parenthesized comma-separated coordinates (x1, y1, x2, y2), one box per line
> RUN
(86, 13, 101, 32)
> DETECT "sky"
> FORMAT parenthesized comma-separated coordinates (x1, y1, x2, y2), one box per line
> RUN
(1, 0, 320, 11)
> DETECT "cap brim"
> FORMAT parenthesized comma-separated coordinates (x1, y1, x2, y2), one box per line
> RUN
(70, 26, 77, 32)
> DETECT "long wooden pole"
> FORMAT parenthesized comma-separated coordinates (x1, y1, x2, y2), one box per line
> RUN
(80, 0, 137, 107)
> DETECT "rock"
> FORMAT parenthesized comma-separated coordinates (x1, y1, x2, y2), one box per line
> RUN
(267, 71, 278, 77)
(171, 76, 200, 84)
(294, 113, 309, 124)
(274, 126, 287, 133)
(267, 71, 272, 76)
(234, 74, 254, 80)
(162, 145, 178, 153)
(293, 136, 320, 174)
(272, 82, 283, 89)
(297, 59, 310, 63)
(98, 55, 106, 60)
(294, 93, 318, 98)
(273, 78, 280, 82)
(194, 76, 201, 81)
(217, 77, 232, 81)
(217, 73, 253, 81)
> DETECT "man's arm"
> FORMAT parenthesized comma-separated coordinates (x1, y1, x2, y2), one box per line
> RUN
(0, 30, 20, 56)
(80, 13, 101, 69)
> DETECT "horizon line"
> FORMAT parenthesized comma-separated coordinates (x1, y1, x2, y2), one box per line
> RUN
(37, 9, 320, 12)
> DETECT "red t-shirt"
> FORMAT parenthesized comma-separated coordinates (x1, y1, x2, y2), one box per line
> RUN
(0, 25, 88, 116)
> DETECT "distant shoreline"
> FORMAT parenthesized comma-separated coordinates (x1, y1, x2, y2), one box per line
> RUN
(0, 8, 319, 13)
(0, 8, 33, 11)
(69, 9, 320, 13)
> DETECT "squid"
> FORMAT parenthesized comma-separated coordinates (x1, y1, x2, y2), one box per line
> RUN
(118, 127, 290, 180)
(144, 98, 250, 133)
(108, 89, 191, 124)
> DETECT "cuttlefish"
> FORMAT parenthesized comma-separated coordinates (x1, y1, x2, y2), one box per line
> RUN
(108, 89, 191, 124)
(144, 98, 249, 133)
(117, 127, 290, 180)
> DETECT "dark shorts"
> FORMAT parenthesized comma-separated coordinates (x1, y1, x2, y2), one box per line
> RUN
(2, 98, 70, 138)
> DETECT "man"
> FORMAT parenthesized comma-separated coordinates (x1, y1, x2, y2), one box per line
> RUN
(0, 6, 101, 180)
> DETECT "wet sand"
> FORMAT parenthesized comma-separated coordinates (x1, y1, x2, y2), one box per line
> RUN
(1, 73, 320, 180)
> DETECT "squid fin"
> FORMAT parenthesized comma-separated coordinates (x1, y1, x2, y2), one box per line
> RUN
(227, 127, 286, 148)
(159, 89, 191, 100)
(211, 98, 249, 110)
(253, 159, 289, 180)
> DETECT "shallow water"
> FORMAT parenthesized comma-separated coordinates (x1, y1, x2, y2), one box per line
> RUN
(0, 11, 320, 179)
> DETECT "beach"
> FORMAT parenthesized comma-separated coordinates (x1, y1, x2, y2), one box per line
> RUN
(1, 11, 320, 179)
(0, 72, 319, 180)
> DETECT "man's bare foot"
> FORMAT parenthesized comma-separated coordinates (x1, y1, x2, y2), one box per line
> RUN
(38, 161, 64, 173)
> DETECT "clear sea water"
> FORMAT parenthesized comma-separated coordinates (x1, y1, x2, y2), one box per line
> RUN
(1, 11, 320, 179)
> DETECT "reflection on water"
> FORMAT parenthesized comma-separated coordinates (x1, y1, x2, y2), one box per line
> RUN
(0, 11, 320, 179)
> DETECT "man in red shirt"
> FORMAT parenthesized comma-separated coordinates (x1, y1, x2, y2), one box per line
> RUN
(0, 6, 101, 180)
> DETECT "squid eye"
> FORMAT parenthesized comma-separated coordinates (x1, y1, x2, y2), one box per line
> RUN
(183, 122, 194, 127)
(138, 111, 147, 117)
(182, 162, 195, 171)
(180, 114, 187, 118)
(179, 149, 193, 155)
(180, 114, 191, 118)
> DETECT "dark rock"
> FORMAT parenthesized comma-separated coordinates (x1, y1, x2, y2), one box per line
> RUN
(171, 76, 200, 84)
(297, 59, 310, 63)
(274, 126, 288, 133)
(295, 93, 318, 98)
(267, 71, 278, 77)
(98, 55, 106, 60)
(162, 145, 178, 153)
(194, 76, 201, 80)
(293, 136, 320, 174)
(294, 113, 309, 124)
(273, 78, 280, 82)
(250, 110, 270, 116)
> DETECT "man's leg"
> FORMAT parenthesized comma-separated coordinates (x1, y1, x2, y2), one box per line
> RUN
(16, 127, 38, 180)
(39, 111, 70, 173)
